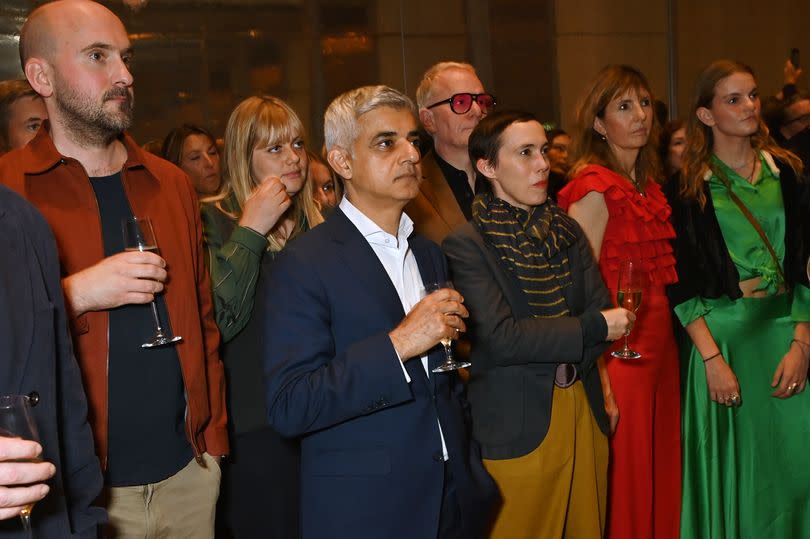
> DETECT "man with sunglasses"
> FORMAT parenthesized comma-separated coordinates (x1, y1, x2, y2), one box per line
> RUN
(406, 62, 495, 244)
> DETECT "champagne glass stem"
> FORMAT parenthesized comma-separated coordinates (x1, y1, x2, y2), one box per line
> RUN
(624, 332, 630, 353)
(150, 301, 166, 335)
(21, 510, 33, 539)
(443, 343, 453, 364)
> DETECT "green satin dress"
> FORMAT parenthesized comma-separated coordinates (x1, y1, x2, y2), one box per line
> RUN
(675, 154, 810, 538)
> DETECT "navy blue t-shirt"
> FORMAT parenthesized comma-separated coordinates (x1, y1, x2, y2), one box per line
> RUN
(89, 173, 191, 486)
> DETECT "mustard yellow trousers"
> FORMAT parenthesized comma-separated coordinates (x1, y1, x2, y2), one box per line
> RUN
(483, 382, 608, 539)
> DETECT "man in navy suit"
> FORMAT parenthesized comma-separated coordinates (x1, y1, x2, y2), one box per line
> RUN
(0, 185, 104, 537)
(263, 85, 497, 539)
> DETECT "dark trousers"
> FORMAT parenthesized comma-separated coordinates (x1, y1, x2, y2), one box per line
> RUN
(216, 426, 300, 539)
(438, 462, 465, 539)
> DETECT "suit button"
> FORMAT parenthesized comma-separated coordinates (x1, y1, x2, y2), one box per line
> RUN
(433, 452, 443, 462)
(27, 392, 39, 407)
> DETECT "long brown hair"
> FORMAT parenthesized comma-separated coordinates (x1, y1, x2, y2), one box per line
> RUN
(569, 65, 662, 188)
(680, 59, 803, 207)
(213, 95, 323, 252)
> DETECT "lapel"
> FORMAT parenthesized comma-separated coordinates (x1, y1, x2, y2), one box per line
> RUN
(328, 209, 433, 388)
(419, 153, 468, 232)
(410, 237, 445, 387)
(0, 207, 34, 394)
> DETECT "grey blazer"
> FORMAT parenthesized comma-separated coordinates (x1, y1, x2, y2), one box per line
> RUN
(443, 220, 612, 460)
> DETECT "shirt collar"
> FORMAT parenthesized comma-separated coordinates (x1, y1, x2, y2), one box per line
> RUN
(339, 196, 414, 248)
(703, 150, 780, 181)
(21, 120, 153, 176)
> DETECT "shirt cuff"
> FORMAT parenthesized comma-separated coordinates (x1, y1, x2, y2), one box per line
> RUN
(390, 337, 411, 383)
(231, 225, 269, 255)
(674, 296, 712, 327)
(791, 284, 810, 322)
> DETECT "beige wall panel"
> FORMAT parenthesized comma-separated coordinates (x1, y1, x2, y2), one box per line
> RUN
(556, 34, 668, 129)
(377, 0, 467, 35)
(556, 0, 667, 34)
(674, 0, 810, 119)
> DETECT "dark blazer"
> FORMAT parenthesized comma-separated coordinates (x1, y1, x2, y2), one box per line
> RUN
(405, 152, 468, 245)
(263, 208, 497, 539)
(443, 220, 612, 460)
(0, 186, 105, 538)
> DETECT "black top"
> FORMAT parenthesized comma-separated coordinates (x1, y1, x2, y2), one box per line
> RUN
(434, 152, 489, 220)
(207, 206, 275, 435)
(89, 173, 191, 487)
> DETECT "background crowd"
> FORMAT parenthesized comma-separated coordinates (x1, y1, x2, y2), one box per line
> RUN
(0, 1, 809, 539)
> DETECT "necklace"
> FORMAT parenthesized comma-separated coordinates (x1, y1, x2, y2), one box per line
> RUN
(728, 152, 757, 183)
(620, 167, 645, 197)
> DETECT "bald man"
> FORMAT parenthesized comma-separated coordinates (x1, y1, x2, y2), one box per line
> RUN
(0, 2, 227, 537)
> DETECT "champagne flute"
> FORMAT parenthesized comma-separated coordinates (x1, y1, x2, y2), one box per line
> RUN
(0, 395, 42, 539)
(611, 259, 644, 360)
(122, 217, 183, 348)
(422, 281, 471, 373)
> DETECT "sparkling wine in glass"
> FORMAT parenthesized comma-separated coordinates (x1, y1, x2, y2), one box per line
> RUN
(422, 281, 471, 373)
(0, 395, 42, 539)
(122, 217, 182, 348)
(611, 259, 644, 360)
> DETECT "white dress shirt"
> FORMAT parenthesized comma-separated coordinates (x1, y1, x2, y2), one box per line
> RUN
(339, 197, 449, 460)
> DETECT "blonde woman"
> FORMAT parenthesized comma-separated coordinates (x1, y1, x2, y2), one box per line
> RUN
(201, 95, 322, 538)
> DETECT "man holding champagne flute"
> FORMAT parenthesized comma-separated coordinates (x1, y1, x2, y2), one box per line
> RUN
(0, 1, 227, 537)
(263, 85, 497, 539)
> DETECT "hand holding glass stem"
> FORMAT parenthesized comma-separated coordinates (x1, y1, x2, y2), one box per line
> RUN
(122, 217, 183, 348)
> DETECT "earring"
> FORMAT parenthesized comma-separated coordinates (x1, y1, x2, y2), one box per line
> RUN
(599, 133, 607, 142)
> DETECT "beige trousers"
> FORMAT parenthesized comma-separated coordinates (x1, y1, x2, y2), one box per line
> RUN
(103, 453, 221, 539)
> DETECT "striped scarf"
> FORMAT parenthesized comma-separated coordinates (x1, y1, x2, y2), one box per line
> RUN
(472, 193, 578, 318)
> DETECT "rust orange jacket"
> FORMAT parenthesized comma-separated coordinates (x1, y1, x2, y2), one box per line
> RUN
(0, 127, 228, 468)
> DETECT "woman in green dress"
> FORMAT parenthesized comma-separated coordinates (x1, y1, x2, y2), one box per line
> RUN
(201, 95, 323, 538)
(666, 59, 810, 538)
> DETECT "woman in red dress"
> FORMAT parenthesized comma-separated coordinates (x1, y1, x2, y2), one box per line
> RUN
(557, 65, 681, 539)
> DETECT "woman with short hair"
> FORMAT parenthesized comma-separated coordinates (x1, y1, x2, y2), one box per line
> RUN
(443, 109, 633, 537)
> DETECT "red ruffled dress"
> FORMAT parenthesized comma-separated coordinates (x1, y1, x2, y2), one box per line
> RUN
(558, 165, 681, 539)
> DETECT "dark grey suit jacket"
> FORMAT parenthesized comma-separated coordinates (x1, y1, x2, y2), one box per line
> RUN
(0, 186, 105, 537)
(443, 220, 612, 460)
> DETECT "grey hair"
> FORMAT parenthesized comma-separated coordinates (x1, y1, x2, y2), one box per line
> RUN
(324, 85, 416, 153)
(415, 61, 478, 109)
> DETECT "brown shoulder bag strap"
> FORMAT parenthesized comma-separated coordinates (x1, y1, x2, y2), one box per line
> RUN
(710, 164, 789, 290)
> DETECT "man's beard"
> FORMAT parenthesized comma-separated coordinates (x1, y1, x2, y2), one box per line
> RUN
(54, 80, 134, 147)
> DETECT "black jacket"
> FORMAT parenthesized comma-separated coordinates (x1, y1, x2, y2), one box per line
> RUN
(0, 186, 105, 538)
(443, 220, 611, 460)
(664, 157, 810, 312)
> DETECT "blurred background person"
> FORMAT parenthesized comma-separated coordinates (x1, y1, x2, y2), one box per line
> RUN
(666, 59, 810, 538)
(201, 95, 322, 539)
(545, 127, 571, 201)
(660, 119, 687, 179)
(307, 149, 339, 210)
(162, 124, 222, 197)
(558, 64, 681, 539)
(444, 110, 633, 538)
(0, 79, 46, 154)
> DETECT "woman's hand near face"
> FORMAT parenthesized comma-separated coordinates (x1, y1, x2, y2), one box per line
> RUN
(600, 307, 635, 341)
(238, 176, 292, 236)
